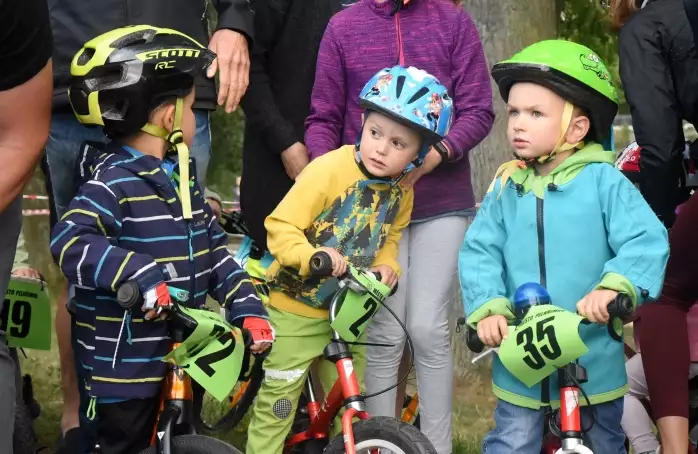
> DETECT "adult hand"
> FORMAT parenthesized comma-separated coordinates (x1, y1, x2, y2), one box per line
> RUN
(281, 142, 310, 180)
(207, 29, 250, 113)
(401, 147, 442, 189)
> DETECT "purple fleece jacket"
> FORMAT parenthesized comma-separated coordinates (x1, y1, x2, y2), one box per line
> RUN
(305, 0, 494, 220)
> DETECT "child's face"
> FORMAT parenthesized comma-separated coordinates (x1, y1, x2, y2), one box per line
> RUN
(506, 83, 567, 159)
(359, 112, 421, 178)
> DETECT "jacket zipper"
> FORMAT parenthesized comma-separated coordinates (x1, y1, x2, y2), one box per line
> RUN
(536, 196, 551, 407)
(536, 197, 547, 287)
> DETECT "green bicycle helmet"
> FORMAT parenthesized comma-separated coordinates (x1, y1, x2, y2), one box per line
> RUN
(491, 40, 618, 143)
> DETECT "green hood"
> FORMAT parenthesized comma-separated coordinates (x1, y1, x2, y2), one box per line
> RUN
(510, 143, 615, 198)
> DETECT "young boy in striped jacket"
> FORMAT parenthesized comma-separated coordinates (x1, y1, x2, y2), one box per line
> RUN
(49, 26, 273, 454)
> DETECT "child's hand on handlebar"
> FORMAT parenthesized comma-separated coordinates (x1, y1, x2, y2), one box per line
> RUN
(477, 314, 509, 347)
(369, 264, 398, 288)
(316, 247, 348, 277)
(143, 282, 172, 321)
(243, 317, 275, 353)
(12, 267, 41, 280)
(576, 289, 619, 324)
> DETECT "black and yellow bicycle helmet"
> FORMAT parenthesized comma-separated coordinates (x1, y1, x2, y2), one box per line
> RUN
(68, 25, 216, 219)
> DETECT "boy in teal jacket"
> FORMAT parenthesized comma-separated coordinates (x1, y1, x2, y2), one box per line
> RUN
(459, 40, 669, 454)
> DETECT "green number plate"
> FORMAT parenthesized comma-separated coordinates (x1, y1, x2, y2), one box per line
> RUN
(1, 277, 51, 350)
(498, 305, 588, 387)
(163, 306, 244, 402)
(330, 271, 390, 342)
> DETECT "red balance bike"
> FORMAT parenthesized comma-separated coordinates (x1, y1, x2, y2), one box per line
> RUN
(284, 251, 436, 454)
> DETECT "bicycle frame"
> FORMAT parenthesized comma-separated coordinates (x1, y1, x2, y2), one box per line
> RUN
(149, 324, 197, 454)
(284, 285, 371, 454)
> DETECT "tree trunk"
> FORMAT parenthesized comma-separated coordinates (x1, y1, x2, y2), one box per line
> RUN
(450, 1, 558, 374)
(463, 0, 558, 200)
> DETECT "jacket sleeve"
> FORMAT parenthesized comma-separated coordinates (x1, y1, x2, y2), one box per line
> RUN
(458, 179, 514, 326)
(441, 10, 494, 162)
(264, 159, 332, 276)
(213, 0, 255, 46)
(372, 188, 413, 276)
(239, 0, 297, 155)
(619, 22, 682, 227)
(594, 165, 670, 307)
(49, 179, 165, 295)
(304, 22, 346, 161)
(205, 208, 268, 322)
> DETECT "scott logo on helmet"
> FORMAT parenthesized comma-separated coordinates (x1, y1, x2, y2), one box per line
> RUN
(137, 48, 202, 62)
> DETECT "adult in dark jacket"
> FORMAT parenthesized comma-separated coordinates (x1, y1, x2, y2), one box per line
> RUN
(45, 0, 255, 449)
(611, 0, 698, 452)
(614, 0, 698, 228)
(239, 0, 349, 252)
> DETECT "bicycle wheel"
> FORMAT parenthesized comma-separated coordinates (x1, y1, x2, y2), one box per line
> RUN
(196, 352, 265, 433)
(324, 416, 436, 454)
(138, 435, 241, 454)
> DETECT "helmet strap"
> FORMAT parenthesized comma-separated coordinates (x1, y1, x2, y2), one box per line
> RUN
(515, 101, 584, 166)
(140, 97, 193, 220)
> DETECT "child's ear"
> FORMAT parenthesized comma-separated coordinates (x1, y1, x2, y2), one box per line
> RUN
(566, 115, 590, 144)
(149, 103, 177, 131)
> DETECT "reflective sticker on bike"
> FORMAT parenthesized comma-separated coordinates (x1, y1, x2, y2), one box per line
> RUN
(163, 306, 244, 402)
(497, 305, 588, 387)
(1, 277, 51, 350)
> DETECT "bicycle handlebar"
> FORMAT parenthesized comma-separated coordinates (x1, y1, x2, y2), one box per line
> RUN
(115, 281, 254, 347)
(464, 293, 634, 354)
(309, 251, 398, 296)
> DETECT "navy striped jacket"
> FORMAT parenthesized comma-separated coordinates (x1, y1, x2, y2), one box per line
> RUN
(50, 143, 267, 399)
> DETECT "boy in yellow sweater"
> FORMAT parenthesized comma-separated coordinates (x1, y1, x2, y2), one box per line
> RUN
(245, 66, 454, 453)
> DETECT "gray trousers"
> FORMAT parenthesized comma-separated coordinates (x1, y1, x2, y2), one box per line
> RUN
(0, 198, 22, 454)
(365, 216, 470, 454)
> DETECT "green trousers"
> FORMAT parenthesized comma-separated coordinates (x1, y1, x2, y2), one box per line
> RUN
(246, 306, 366, 454)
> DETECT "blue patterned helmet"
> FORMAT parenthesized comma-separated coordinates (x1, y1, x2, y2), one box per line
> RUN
(359, 66, 453, 165)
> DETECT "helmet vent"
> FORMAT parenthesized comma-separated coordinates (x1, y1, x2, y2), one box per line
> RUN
(111, 29, 156, 49)
(77, 48, 94, 66)
(407, 87, 429, 104)
(395, 75, 406, 98)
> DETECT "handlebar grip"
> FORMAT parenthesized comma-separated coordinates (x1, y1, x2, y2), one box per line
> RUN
(607, 294, 633, 322)
(117, 281, 141, 310)
(310, 251, 334, 276)
(466, 327, 485, 354)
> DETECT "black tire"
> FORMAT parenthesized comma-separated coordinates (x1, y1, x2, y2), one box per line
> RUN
(196, 355, 264, 433)
(137, 435, 241, 454)
(13, 403, 40, 454)
(324, 416, 436, 454)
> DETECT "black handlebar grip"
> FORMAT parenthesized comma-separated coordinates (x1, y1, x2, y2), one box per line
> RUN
(466, 327, 485, 354)
(310, 251, 334, 276)
(607, 294, 633, 322)
(117, 281, 141, 310)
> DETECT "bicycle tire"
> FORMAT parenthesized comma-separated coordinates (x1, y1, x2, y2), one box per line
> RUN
(137, 435, 241, 454)
(196, 355, 265, 433)
(324, 416, 436, 454)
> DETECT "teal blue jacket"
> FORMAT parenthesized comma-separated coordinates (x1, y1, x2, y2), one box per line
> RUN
(459, 144, 669, 409)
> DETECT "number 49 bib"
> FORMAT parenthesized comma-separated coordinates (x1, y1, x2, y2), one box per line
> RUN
(498, 305, 588, 387)
(1, 277, 52, 350)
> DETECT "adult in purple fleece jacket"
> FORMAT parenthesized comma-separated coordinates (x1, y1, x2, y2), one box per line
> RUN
(305, 1, 494, 452)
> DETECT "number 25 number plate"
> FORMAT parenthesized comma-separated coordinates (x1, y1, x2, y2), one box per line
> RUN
(497, 305, 589, 387)
(1, 278, 51, 350)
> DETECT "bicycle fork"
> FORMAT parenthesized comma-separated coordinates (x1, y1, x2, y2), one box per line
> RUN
(556, 364, 593, 454)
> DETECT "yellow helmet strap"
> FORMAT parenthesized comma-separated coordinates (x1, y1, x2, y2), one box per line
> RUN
(515, 101, 584, 166)
(140, 97, 193, 219)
